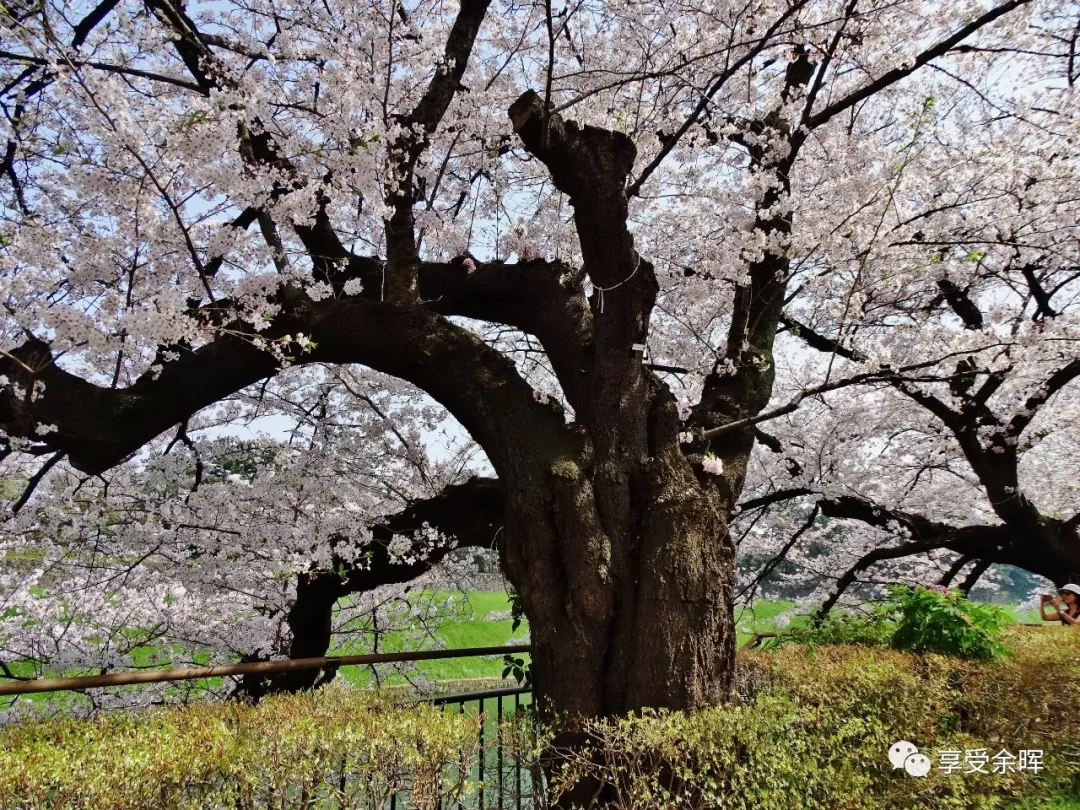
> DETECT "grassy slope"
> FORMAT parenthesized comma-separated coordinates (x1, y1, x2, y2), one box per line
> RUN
(333, 591, 526, 686)
(333, 594, 808, 686)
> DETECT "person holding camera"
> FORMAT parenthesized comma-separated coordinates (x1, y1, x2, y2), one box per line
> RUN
(1040, 584, 1080, 626)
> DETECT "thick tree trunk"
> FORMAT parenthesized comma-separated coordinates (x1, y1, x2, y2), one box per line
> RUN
(508, 474, 736, 722)
(499, 92, 740, 726)
(495, 383, 739, 807)
(500, 89, 749, 806)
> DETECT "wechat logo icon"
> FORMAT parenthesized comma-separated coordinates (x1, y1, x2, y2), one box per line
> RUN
(889, 740, 931, 777)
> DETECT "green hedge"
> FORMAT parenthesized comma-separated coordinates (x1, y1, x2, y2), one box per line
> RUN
(0, 689, 482, 809)
(2, 628, 1079, 809)
(544, 628, 1080, 809)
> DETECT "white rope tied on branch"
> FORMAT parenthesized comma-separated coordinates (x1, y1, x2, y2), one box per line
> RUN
(592, 254, 644, 314)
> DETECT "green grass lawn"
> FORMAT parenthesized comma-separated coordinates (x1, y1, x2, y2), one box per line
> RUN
(332, 590, 526, 686)
(331, 592, 1046, 686)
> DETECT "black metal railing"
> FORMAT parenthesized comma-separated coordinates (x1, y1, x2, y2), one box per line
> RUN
(425, 685, 537, 810)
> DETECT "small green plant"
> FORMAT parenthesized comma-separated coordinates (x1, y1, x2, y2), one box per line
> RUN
(503, 588, 533, 686)
(889, 584, 1012, 660)
(761, 605, 894, 651)
(502, 653, 531, 686)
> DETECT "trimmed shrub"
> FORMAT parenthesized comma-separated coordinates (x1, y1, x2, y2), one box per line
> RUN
(0, 687, 481, 809)
(536, 628, 1080, 809)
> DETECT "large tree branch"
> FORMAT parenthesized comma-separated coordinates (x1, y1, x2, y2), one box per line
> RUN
(509, 90, 639, 290)
(272, 476, 505, 691)
(383, 0, 492, 299)
(684, 50, 819, 504)
(509, 89, 658, 446)
(894, 355, 1079, 539)
(71, 0, 121, 48)
(807, 492, 1080, 617)
(325, 255, 594, 412)
(1005, 358, 1080, 440)
(939, 554, 973, 587)
(804, 0, 1034, 130)
(403, 0, 491, 135)
(812, 515, 1014, 620)
(957, 558, 993, 595)
(735, 487, 815, 514)
(694, 362, 987, 444)
(420, 258, 595, 411)
(936, 278, 985, 330)
(779, 313, 866, 362)
(143, 0, 218, 93)
(0, 287, 578, 480)
(816, 495, 981, 545)
(813, 538, 949, 621)
(352, 477, 503, 587)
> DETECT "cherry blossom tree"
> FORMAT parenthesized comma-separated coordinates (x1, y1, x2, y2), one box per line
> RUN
(0, 366, 494, 715)
(1, 0, 1077, 751)
(727, 38, 1080, 615)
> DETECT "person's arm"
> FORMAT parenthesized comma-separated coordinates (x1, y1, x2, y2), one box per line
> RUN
(1056, 601, 1080, 626)
(1040, 595, 1061, 622)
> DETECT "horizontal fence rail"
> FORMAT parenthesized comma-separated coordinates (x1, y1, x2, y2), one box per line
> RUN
(0, 644, 532, 696)
(2, 629, 807, 696)
(742, 631, 780, 648)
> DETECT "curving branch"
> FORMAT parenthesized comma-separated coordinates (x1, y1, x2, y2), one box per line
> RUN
(0, 50, 203, 92)
(1005, 358, 1080, 441)
(811, 492, 1078, 617)
(0, 282, 579, 481)
(779, 313, 866, 362)
(737, 503, 819, 602)
(957, 558, 993, 595)
(938, 554, 973, 587)
(813, 537, 948, 622)
(735, 487, 814, 514)
(269, 476, 505, 692)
